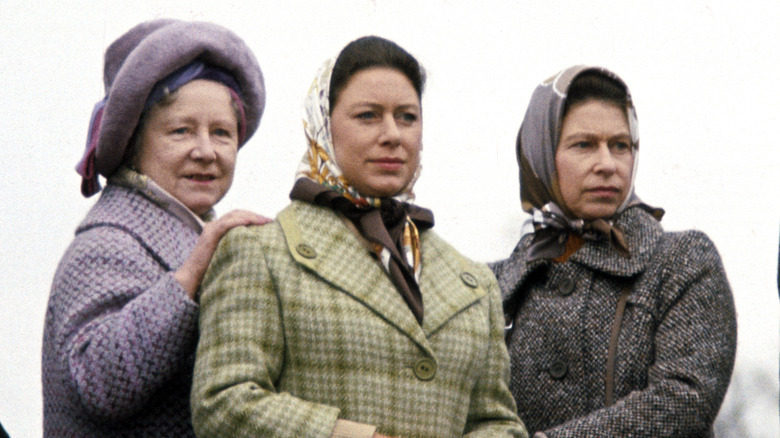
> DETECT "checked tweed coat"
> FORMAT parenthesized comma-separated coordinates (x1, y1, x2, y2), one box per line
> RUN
(42, 184, 200, 437)
(491, 206, 737, 437)
(192, 200, 526, 438)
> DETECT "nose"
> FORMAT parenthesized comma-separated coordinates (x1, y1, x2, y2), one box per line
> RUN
(379, 115, 401, 146)
(190, 132, 217, 161)
(593, 142, 617, 174)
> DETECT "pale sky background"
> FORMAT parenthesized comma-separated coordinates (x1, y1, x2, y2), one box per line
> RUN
(1, 1, 778, 436)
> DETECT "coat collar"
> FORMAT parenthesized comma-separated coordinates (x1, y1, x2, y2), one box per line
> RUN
(278, 201, 485, 353)
(492, 206, 663, 306)
(77, 183, 199, 271)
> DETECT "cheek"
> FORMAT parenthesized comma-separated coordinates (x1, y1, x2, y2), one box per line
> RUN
(222, 148, 238, 173)
(405, 130, 423, 161)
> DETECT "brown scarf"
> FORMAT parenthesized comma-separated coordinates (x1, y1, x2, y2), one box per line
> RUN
(290, 179, 434, 324)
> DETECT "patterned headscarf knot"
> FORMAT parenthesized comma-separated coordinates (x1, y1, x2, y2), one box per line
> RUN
(528, 202, 630, 261)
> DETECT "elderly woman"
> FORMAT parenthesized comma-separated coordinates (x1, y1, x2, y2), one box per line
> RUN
(191, 36, 526, 438)
(42, 19, 266, 436)
(491, 66, 737, 437)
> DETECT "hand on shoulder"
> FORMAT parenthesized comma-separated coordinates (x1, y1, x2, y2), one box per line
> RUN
(175, 209, 271, 299)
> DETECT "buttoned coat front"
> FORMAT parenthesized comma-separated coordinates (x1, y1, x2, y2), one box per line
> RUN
(491, 206, 737, 437)
(192, 200, 526, 438)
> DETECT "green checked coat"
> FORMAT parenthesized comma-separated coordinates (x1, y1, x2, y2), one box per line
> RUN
(191, 200, 526, 438)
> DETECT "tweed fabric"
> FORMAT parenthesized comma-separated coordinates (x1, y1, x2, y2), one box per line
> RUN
(491, 206, 737, 437)
(42, 183, 200, 437)
(192, 201, 527, 438)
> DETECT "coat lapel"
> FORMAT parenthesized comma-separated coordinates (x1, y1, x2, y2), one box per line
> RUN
(417, 233, 487, 337)
(278, 202, 431, 351)
(78, 185, 198, 271)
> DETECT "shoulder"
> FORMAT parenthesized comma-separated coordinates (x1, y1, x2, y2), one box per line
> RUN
(651, 229, 725, 278)
(75, 185, 198, 270)
(421, 230, 498, 288)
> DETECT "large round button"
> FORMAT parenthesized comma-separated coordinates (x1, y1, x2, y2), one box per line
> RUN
(460, 272, 478, 288)
(557, 277, 575, 296)
(413, 358, 437, 381)
(296, 244, 316, 259)
(549, 360, 568, 380)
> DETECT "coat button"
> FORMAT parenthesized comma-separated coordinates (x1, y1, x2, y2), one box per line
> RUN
(413, 358, 437, 381)
(296, 244, 316, 259)
(460, 272, 478, 288)
(549, 360, 568, 380)
(557, 277, 575, 296)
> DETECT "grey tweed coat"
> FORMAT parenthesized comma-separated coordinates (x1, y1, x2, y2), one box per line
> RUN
(491, 206, 737, 437)
(42, 184, 200, 437)
(192, 200, 526, 438)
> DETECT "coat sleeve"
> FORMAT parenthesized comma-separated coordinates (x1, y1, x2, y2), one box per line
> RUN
(543, 231, 737, 437)
(55, 226, 198, 420)
(463, 266, 529, 438)
(191, 226, 342, 438)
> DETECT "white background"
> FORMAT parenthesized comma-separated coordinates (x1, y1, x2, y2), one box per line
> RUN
(1, 1, 778, 436)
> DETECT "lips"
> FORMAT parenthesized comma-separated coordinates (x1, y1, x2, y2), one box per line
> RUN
(370, 157, 405, 171)
(585, 186, 621, 197)
(184, 173, 217, 182)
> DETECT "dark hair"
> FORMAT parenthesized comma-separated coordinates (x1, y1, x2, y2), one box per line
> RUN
(329, 36, 426, 112)
(562, 70, 629, 119)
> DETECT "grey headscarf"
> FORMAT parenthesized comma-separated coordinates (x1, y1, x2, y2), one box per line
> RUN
(516, 65, 662, 261)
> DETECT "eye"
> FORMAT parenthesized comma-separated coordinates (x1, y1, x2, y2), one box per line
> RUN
(171, 127, 189, 135)
(574, 141, 591, 149)
(397, 112, 419, 123)
(611, 141, 632, 154)
(213, 128, 232, 137)
(356, 111, 378, 121)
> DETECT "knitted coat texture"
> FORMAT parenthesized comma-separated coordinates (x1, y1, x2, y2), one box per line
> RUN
(191, 201, 527, 438)
(42, 184, 200, 437)
(491, 206, 737, 437)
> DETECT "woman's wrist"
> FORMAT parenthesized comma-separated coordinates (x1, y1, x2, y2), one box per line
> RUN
(331, 419, 377, 438)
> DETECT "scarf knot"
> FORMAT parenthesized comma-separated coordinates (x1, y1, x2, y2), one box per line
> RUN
(528, 202, 630, 261)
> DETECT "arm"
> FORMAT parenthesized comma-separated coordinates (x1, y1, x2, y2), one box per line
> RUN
(543, 232, 737, 437)
(191, 226, 345, 437)
(59, 227, 198, 421)
(463, 268, 529, 438)
(61, 210, 268, 421)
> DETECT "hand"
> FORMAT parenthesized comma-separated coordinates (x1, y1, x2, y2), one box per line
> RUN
(174, 210, 271, 299)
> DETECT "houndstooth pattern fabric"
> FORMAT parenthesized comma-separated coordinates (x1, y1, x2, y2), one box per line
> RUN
(491, 206, 737, 437)
(192, 201, 527, 438)
(42, 184, 200, 437)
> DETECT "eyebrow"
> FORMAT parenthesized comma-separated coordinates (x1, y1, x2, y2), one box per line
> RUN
(348, 101, 420, 110)
(560, 131, 631, 142)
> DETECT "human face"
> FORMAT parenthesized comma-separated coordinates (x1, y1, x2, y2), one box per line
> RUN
(134, 79, 239, 216)
(330, 67, 422, 198)
(555, 99, 634, 220)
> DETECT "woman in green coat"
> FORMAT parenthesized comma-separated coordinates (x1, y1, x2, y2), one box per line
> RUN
(191, 36, 526, 438)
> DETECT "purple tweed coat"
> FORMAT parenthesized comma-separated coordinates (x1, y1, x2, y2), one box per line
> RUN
(42, 184, 200, 437)
(491, 206, 737, 437)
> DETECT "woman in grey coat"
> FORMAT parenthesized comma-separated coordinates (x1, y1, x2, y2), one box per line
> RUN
(42, 19, 267, 436)
(491, 66, 737, 437)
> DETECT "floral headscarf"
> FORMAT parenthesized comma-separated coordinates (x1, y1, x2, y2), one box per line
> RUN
(295, 58, 420, 207)
(517, 65, 662, 261)
(291, 57, 432, 324)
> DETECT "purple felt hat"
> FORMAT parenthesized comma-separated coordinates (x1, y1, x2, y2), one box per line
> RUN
(76, 19, 265, 197)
